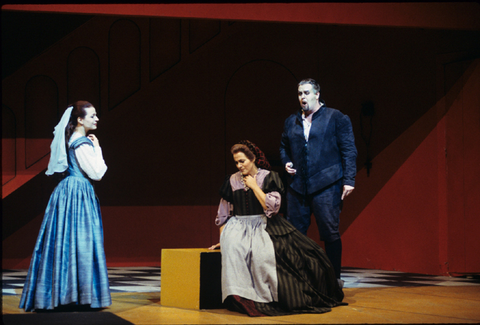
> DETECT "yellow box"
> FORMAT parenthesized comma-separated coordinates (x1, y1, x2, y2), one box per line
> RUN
(160, 248, 222, 309)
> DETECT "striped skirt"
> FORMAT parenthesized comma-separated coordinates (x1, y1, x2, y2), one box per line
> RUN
(255, 214, 346, 316)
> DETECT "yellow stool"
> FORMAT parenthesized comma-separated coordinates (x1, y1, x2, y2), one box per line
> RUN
(160, 248, 222, 309)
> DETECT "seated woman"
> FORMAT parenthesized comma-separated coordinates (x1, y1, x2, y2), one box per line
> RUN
(210, 140, 346, 316)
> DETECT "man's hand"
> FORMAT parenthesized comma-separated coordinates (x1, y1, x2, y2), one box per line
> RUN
(285, 162, 296, 175)
(341, 185, 354, 200)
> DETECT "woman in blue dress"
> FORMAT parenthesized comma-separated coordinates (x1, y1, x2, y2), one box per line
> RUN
(19, 101, 111, 312)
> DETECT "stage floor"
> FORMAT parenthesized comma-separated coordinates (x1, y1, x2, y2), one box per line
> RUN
(3, 267, 480, 324)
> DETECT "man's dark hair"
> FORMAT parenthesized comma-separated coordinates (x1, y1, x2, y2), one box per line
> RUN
(298, 78, 320, 94)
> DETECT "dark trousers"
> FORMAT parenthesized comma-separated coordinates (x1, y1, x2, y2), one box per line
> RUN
(286, 180, 342, 242)
(286, 180, 343, 278)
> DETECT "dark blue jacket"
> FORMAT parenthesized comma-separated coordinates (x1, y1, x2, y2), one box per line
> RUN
(280, 106, 357, 195)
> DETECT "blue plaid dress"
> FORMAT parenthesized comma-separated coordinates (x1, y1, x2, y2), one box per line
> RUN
(19, 137, 111, 311)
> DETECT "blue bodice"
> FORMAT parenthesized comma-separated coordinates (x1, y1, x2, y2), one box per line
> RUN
(66, 136, 93, 179)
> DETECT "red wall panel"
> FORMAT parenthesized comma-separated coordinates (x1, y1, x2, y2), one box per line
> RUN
(342, 59, 480, 275)
(3, 3, 479, 30)
(342, 126, 440, 274)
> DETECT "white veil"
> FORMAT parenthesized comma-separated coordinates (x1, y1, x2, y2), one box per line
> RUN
(45, 106, 73, 175)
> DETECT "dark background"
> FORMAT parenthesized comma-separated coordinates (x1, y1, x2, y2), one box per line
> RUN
(2, 3, 480, 275)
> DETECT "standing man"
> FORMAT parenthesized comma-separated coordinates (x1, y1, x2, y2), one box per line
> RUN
(280, 78, 357, 286)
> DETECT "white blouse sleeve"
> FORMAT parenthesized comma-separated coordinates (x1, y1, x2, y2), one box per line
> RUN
(74, 144, 108, 181)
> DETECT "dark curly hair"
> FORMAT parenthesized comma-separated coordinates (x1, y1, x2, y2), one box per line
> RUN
(231, 140, 271, 170)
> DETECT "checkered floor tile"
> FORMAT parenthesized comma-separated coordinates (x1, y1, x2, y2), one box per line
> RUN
(2, 267, 161, 296)
(341, 267, 480, 288)
(3, 266, 479, 296)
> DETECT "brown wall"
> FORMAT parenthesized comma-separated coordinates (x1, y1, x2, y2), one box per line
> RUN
(2, 5, 480, 275)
